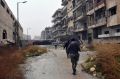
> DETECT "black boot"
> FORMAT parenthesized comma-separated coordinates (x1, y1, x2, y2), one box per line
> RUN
(72, 68, 76, 75)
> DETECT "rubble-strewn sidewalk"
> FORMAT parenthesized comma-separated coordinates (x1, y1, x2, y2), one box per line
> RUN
(25, 47, 97, 79)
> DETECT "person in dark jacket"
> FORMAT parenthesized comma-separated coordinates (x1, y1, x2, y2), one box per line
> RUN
(67, 38, 80, 75)
(63, 40, 70, 58)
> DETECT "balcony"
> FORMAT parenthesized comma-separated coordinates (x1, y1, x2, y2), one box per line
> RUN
(75, 14, 85, 22)
(95, 0, 105, 7)
(96, 18, 106, 27)
(53, 21, 61, 27)
(113, 33, 120, 37)
(73, 1, 82, 11)
(95, 2, 105, 11)
(98, 32, 120, 38)
(52, 27, 63, 34)
(53, 30, 66, 38)
(98, 34, 110, 38)
(62, 0, 68, 6)
(52, 15, 62, 23)
(87, 1, 105, 15)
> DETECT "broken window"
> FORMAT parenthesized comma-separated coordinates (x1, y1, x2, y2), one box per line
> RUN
(7, 8, 10, 14)
(13, 32, 16, 40)
(72, 0, 75, 8)
(1, 0, 5, 8)
(93, 27, 102, 39)
(3, 30, 7, 39)
(108, 6, 117, 16)
(104, 31, 109, 34)
(116, 29, 120, 33)
(95, 7, 106, 24)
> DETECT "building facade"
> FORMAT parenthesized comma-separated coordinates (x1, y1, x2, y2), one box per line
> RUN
(41, 27, 52, 40)
(73, 0, 88, 43)
(62, 0, 120, 44)
(52, 9, 65, 42)
(66, 0, 74, 35)
(41, 30, 46, 40)
(42, 0, 120, 44)
(86, 0, 120, 44)
(45, 27, 52, 40)
(0, 0, 23, 44)
(33, 36, 41, 40)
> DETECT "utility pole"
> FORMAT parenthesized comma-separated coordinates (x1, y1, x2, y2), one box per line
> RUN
(16, 1, 27, 47)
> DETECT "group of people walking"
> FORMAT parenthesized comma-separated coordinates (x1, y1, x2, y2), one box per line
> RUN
(64, 37, 82, 75)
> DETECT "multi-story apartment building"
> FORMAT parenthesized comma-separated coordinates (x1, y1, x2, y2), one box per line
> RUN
(0, 0, 23, 44)
(70, 0, 120, 44)
(52, 9, 65, 42)
(41, 27, 52, 40)
(33, 36, 41, 40)
(45, 27, 52, 40)
(86, 0, 120, 44)
(41, 30, 46, 40)
(66, 0, 74, 35)
(60, 2, 69, 41)
(49, 0, 120, 44)
(73, 0, 88, 43)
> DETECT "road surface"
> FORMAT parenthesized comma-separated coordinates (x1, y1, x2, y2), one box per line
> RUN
(24, 46, 97, 79)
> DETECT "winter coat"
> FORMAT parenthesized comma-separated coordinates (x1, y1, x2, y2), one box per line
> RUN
(67, 40, 80, 55)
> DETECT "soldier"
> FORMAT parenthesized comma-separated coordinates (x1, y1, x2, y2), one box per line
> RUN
(67, 38, 81, 75)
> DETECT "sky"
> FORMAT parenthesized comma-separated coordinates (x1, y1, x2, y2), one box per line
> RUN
(5, 0, 62, 38)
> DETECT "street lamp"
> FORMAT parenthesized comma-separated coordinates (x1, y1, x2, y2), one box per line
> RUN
(17, 1, 27, 21)
(16, 1, 27, 47)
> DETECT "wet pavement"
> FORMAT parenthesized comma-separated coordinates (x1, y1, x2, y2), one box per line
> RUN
(24, 46, 97, 79)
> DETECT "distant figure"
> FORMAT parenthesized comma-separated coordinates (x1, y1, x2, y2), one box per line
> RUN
(67, 38, 81, 75)
(55, 44, 57, 49)
(63, 40, 70, 58)
(53, 42, 58, 49)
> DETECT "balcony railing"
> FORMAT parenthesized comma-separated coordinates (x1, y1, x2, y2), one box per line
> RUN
(98, 32, 120, 38)
(52, 15, 62, 22)
(73, 0, 82, 10)
(53, 21, 61, 26)
(95, 0, 105, 7)
(87, 0, 105, 14)
(113, 33, 120, 37)
(96, 17, 106, 27)
(98, 34, 110, 38)
(75, 13, 86, 21)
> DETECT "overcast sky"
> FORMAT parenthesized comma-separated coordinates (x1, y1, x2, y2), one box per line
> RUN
(5, 0, 62, 38)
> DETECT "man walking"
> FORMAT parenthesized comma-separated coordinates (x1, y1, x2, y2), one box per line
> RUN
(63, 40, 70, 58)
(67, 38, 80, 75)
